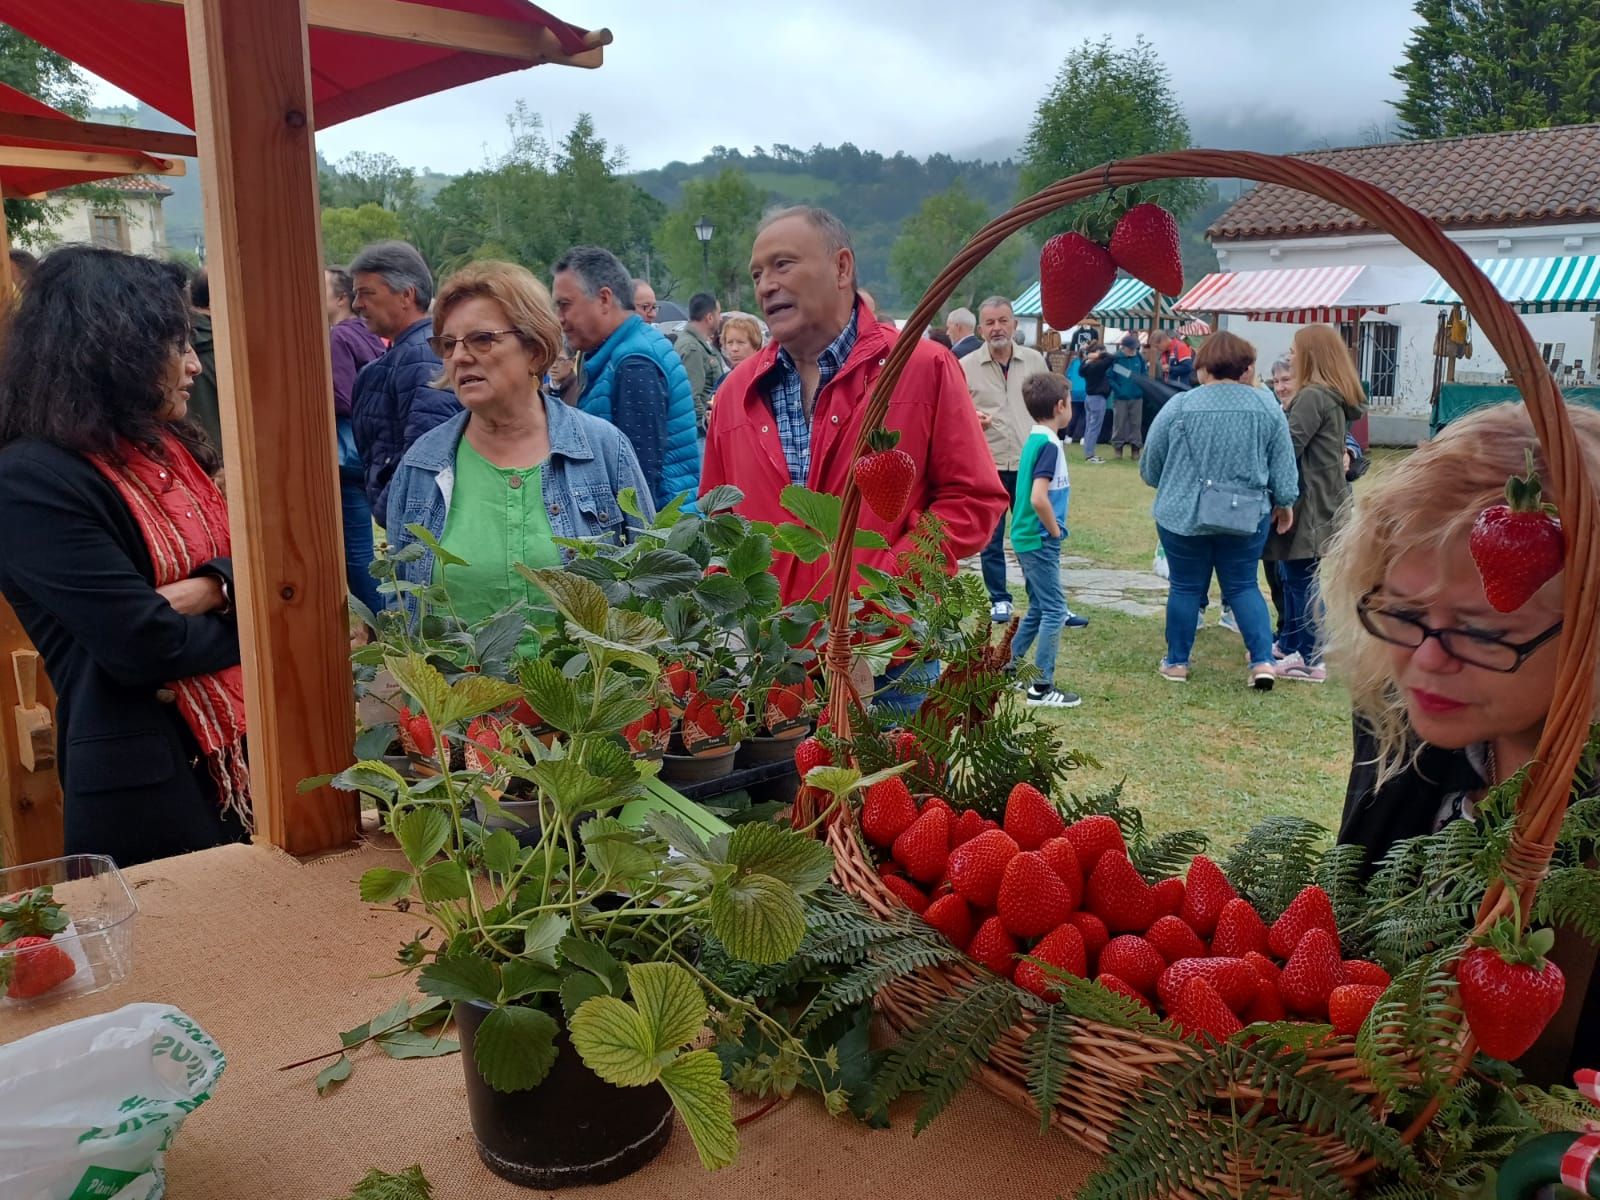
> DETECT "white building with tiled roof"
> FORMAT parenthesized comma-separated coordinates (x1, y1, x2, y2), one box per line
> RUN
(1201, 124, 1600, 442)
(24, 174, 172, 257)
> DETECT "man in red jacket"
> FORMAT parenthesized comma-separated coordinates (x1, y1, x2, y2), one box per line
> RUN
(700, 206, 1006, 610)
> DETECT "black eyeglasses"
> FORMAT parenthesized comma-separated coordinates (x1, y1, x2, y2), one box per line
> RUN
(426, 329, 521, 358)
(1356, 588, 1562, 673)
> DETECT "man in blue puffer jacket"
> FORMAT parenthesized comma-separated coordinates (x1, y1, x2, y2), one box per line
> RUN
(348, 240, 462, 528)
(551, 246, 699, 510)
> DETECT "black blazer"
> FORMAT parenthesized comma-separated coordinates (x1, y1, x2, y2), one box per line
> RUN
(0, 439, 245, 865)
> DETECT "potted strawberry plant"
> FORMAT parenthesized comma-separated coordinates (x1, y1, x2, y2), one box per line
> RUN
(321, 567, 846, 1185)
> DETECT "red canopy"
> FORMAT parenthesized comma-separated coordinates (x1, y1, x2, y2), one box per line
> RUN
(0, 82, 177, 196)
(0, 0, 601, 131)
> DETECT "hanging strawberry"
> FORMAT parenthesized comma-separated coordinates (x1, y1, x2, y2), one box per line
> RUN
(853, 427, 916, 522)
(1108, 201, 1184, 296)
(1469, 448, 1564, 612)
(1457, 919, 1566, 1061)
(1038, 231, 1117, 332)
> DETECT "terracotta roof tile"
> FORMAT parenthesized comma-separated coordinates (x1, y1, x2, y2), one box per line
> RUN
(1208, 124, 1600, 242)
(50, 174, 172, 198)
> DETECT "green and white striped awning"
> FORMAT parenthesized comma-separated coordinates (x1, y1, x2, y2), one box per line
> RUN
(1422, 256, 1600, 313)
(1011, 275, 1183, 330)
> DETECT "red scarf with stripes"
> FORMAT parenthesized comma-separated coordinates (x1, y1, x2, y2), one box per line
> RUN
(89, 433, 251, 829)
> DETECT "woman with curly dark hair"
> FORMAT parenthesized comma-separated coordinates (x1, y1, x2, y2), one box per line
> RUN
(0, 246, 247, 866)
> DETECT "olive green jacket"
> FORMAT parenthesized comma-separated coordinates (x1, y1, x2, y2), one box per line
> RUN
(673, 324, 722, 433)
(1265, 384, 1365, 562)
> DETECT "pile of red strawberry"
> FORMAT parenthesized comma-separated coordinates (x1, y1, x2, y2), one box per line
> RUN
(0, 885, 76, 1001)
(866, 781, 1391, 1043)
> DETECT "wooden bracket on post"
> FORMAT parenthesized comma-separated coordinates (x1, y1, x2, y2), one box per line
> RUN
(0, 596, 62, 866)
(11, 650, 54, 772)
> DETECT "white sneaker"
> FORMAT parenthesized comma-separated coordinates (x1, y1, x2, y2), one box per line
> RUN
(1196, 611, 1206, 633)
(1219, 608, 1239, 633)
(1026, 686, 1082, 708)
(990, 600, 1013, 623)
(1274, 653, 1328, 683)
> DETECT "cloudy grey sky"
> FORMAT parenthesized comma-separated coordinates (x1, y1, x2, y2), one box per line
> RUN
(93, 1, 1421, 173)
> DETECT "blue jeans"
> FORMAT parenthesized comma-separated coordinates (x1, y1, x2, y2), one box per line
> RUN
(981, 469, 1017, 605)
(1277, 557, 1321, 664)
(1158, 518, 1274, 667)
(874, 657, 940, 719)
(1010, 538, 1066, 683)
(341, 480, 385, 618)
(1083, 395, 1107, 457)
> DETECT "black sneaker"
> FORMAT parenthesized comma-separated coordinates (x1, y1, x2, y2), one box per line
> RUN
(1026, 685, 1082, 709)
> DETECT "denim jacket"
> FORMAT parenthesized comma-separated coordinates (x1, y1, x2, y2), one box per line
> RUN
(385, 396, 655, 617)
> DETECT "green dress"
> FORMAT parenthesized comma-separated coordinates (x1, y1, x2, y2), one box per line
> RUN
(433, 436, 561, 655)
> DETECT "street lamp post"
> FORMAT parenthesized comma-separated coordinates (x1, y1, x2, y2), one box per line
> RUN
(693, 215, 714, 290)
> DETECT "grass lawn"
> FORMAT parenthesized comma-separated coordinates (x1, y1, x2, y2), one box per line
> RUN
(996, 448, 1411, 854)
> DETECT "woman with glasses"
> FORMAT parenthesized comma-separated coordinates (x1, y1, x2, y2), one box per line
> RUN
(386, 261, 654, 635)
(1321, 402, 1597, 1077)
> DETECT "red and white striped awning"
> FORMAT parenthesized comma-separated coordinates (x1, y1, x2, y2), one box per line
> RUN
(1174, 265, 1387, 324)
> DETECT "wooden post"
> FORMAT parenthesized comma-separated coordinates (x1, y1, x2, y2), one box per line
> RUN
(0, 596, 63, 866)
(183, 0, 356, 855)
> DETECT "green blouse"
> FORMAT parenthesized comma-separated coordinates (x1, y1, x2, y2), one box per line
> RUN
(434, 436, 561, 653)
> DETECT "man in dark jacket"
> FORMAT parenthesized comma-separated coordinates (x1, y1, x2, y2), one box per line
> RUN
(348, 240, 459, 527)
(186, 269, 224, 455)
(675, 292, 723, 435)
(326, 266, 388, 615)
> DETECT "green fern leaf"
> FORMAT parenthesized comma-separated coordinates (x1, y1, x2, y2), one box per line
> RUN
(341, 1165, 434, 1200)
(1313, 842, 1369, 952)
(1022, 1004, 1075, 1132)
(1041, 968, 1164, 1032)
(1223, 815, 1327, 922)
(1132, 829, 1208, 882)
(1355, 948, 1464, 1112)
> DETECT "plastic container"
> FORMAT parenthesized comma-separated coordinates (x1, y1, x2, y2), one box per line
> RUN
(0, 854, 138, 1009)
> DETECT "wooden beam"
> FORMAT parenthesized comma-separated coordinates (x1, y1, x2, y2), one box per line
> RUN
(149, 0, 609, 66)
(0, 596, 64, 868)
(0, 146, 185, 176)
(0, 113, 197, 158)
(184, 0, 357, 856)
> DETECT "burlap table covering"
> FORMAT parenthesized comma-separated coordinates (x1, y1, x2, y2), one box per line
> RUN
(1, 841, 1100, 1198)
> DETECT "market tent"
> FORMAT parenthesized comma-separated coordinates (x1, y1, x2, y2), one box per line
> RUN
(1175, 265, 1377, 323)
(0, 83, 187, 198)
(0, 0, 607, 132)
(1421, 255, 1600, 313)
(1012, 276, 1184, 329)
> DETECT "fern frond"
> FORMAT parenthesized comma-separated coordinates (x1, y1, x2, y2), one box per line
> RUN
(1022, 1004, 1074, 1133)
(1223, 815, 1327, 921)
(1518, 1083, 1600, 1132)
(867, 976, 1021, 1133)
(340, 1166, 434, 1200)
(1355, 948, 1464, 1111)
(798, 939, 961, 1035)
(1313, 842, 1370, 952)
(1559, 795, 1600, 849)
(1132, 829, 1208, 882)
(1042, 967, 1164, 1032)
(1534, 864, 1600, 939)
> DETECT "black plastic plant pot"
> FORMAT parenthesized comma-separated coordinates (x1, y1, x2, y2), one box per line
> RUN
(659, 746, 737, 785)
(454, 1000, 674, 1188)
(736, 732, 804, 768)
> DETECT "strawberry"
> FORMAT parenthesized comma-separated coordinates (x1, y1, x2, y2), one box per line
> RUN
(923, 894, 976, 952)
(1158, 957, 1260, 1014)
(763, 678, 814, 733)
(1469, 448, 1565, 613)
(1170, 976, 1243, 1043)
(1279, 928, 1346, 1019)
(397, 705, 437, 758)
(1243, 951, 1282, 987)
(620, 706, 672, 757)
(1086, 851, 1157, 933)
(1036, 836, 1084, 909)
(951, 809, 992, 848)
(1327, 983, 1384, 1037)
(1099, 935, 1167, 996)
(881, 873, 929, 915)
(947, 828, 1019, 908)
(1457, 925, 1567, 1061)
(920, 796, 955, 823)
(1267, 886, 1340, 959)
(1211, 897, 1269, 959)
(1342, 960, 1392, 990)
(1242, 980, 1287, 1025)
(1065, 911, 1110, 967)
(1063, 815, 1125, 871)
(967, 916, 1019, 980)
(794, 736, 832, 779)
(1, 935, 75, 999)
(1015, 923, 1087, 1001)
(1096, 972, 1153, 1010)
(854, 427, 917, 522)
(507, 698, 547, 730)
(1179, 855, 1237, 938)
(861, 777, 919, 848)
(891, 805, 950, 884)
(888, 728, 936, 780)
(1003, 782, 1065, 851)
(1108, 202, 1184, 296)
(1146, 915, 1206, 964)
(682, 690, 743, 751)
(661, 662, 697, 709)
(997, 851, 1075, 939)
(1038, 232, 1118, 332)
(1151, 877, 1185, 917)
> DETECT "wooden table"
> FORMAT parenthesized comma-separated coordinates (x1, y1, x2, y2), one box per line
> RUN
(2, 842, 1100, 1198)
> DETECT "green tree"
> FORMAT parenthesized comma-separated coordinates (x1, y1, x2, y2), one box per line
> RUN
(1018, 36, 1206, 239)
(889, 181, 1022, 314)
(321, 203, 404, 264)
(321, 151, 419, 211)
(654, 169, 767, 308)
(1392, 0, 1600, 139)
(0, 28, 95, 245)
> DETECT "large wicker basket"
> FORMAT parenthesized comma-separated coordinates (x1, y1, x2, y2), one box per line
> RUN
(805, 150, 1599, 1192)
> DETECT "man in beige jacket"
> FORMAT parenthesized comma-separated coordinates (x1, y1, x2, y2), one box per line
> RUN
(963, 295, 1050, 623)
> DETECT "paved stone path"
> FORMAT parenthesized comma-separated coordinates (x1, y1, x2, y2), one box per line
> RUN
(961, 550, 1170, 618)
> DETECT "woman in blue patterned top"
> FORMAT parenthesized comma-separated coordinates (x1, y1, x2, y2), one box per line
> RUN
(1140, 331, 1299, 689)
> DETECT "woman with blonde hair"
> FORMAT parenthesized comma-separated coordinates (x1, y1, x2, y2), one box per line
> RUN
(387, 261, 654, 634)
(1322, 401, 1599, 1077)
(717, 314, 763, 368)
(1266, 324, 1366, 682)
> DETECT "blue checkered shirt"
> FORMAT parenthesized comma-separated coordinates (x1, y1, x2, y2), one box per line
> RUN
(759, 307, 860, 486)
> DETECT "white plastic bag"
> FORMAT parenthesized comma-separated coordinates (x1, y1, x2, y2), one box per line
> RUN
(1152, 545, 1170, 580)
(0, 1003, 225, 1200)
